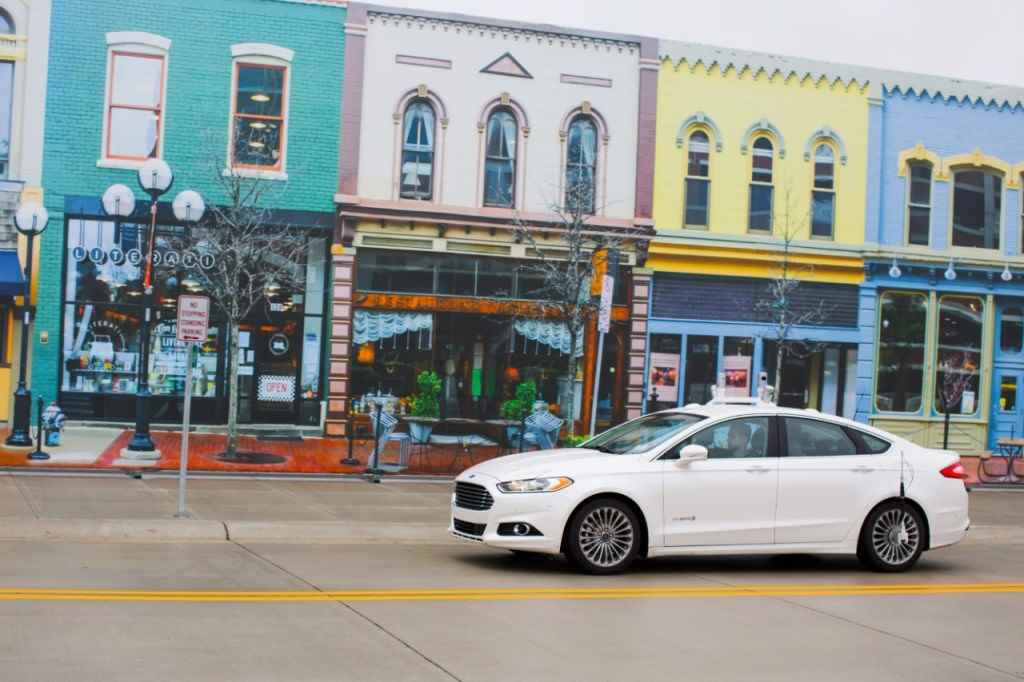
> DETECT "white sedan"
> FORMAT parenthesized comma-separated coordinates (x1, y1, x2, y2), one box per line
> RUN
(450, 402, 970, 574)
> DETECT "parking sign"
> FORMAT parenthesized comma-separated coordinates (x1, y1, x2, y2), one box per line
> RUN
(176, 295, 210, 343)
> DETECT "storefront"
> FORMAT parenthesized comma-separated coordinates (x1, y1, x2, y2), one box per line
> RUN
(647, 273, 860, 416)
(57, 199, 331, 425)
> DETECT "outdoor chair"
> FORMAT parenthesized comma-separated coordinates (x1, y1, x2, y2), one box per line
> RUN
(369, 410, 410, 471)
(523, 410, 565, 451)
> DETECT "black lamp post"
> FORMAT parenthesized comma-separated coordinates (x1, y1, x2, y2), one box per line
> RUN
(5, 202, 49, 448)
(114, 159, 204, 456)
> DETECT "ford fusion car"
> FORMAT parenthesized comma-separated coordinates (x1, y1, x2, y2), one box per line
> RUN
(450, 401, 970, 574)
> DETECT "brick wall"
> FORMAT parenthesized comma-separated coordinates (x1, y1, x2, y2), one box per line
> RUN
(33, 0, 345, 401)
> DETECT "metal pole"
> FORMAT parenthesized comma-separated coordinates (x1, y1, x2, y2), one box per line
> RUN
(588, 330, 605, 439)
(29, 395, 48, 460)
(7, 231, 35, 447)
(128, 201, 159, 452)
(176, 342, 195, 518)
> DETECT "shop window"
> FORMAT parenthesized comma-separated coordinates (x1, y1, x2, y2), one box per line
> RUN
(1000, 376, 1017, 412)
(438, 255, 477, 296)
(684, 131, 710, 228)
(906, 162, 932, 246)
(811, 144, 835, 238)
(748, 137, 773, 232)
(875, 292, 927, 413)
(952, 169, 1002, 249)
(483, 108, 517, 207)
(105, 51, 165, 160)
(565, 115, 597, 214)
(684, 335, 718, 404)
(935, 296, 983, 415)
(1001, 307, 1023, 354)
(232, 63, 288, 170)
(648, 334, 682, 411)
(400, 100, 436, 200)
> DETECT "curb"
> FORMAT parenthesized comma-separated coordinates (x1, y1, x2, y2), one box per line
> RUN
(0, 519, 456, 545)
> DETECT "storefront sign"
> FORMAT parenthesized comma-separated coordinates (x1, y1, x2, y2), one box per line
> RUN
(649, 352, 680, 403)
(269, 333, 290, 356)
(724, 355, 752, 397)
(598, 275, 614, 334)
(258, 375, 296, 402)
(176, 295, 211, 343)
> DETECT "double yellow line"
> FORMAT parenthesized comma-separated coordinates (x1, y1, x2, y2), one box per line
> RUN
(1, 583, 1022, 602)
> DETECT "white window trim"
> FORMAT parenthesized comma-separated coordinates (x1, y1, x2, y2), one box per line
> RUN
(225, 44, 293, 178)
(100, 32, 171, 169)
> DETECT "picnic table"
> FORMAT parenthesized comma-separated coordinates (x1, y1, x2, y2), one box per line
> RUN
(983, 438, 1024, 483)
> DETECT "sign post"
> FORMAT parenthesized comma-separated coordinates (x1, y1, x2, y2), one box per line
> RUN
(175, 295, 210, 519)
(589, 275, 614, 438)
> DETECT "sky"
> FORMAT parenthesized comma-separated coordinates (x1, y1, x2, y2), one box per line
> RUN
(369, 0, 1024, 88)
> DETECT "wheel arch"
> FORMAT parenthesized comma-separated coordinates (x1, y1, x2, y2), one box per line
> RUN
(561, 492, 651, 558)
(860, 497, 931, 551)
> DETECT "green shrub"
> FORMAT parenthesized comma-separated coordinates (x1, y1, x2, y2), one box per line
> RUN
(410, 371, 442, 418)
(500, 380, 537, 421)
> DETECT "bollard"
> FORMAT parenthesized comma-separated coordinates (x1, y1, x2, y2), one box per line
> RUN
(28, 396, 49, 461)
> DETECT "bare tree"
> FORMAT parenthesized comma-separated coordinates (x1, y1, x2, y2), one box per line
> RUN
(509, 182, 634, 437)
(159, 160, 309, 459)
(755, 186, 830, 403)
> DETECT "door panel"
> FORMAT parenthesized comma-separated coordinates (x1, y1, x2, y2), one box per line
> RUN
(775, 417, 897, 544)
(989, 370, 1022, 449)
(662, 416, 778, 546)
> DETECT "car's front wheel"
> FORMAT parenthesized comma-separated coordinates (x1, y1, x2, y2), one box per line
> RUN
(565, 499, 640, 574)
(857, 502, 925, 572)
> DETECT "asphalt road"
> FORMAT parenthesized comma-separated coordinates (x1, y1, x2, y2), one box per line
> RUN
(1, 490, 1022, 682)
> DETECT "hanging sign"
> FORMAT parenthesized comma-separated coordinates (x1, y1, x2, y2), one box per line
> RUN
(176, 295, 211, 343)
(258, 375, 296, 402)
(724, 355, 752, 397)
(598, 275, 614, 334)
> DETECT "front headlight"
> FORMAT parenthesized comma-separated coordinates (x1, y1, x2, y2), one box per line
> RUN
(496, 477, 574, 494)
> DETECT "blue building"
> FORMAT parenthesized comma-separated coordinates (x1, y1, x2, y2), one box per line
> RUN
(859, 76, 1024, 452)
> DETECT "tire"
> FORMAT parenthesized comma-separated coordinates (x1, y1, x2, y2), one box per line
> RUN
(857, 502, 925, 572)
(565, 498, 641, 575)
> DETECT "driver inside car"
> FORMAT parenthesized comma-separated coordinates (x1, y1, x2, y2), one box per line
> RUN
(724, 422, 753, 458)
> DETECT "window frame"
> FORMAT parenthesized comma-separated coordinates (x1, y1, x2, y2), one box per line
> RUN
(482, 107, 519, 209)
(398, 98, 437, 201)
(683, 129, 712, 229)
(103, 50, 167, 163)
(874, 290, 929, 416)
(229, 60, 290, 175)
(933, 294, 985, 418)
(747, 136, 774, 233)
(810, 142, 836, 240)
(999, 306, 1023, 355)
(564, 114, 599, 215)
(661, 415, 779, 461)
(905, 161, 933, 247)
(950, 166, 1003, 251)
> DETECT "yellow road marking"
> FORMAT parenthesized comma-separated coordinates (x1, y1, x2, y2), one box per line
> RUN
(0, 583, 1022, 602)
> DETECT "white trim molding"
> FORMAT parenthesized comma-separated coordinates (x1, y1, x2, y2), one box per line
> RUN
(222, 167, 289, 182)
(675, 112, 723, 152)
(740, 118, 787, 159)
(804, 126, 848, 165)
(106, 31, 171, 52)
(230, 43, 294, 64)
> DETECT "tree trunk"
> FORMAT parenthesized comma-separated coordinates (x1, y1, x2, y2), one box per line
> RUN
(566, 328, 578, 438)
(226, 321, 241, 457)
(774, 343, 784, 405)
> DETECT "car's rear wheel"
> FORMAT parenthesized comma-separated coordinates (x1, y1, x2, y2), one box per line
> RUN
(857, 502, 925, 572)
(565, 499, 640, 575)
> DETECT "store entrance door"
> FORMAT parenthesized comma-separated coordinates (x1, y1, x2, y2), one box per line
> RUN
(237, 321, 300, 424)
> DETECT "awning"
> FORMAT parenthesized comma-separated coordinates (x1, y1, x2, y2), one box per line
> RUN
(0, 250, 25, 297)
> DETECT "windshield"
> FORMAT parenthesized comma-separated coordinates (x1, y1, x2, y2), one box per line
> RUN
(582, 412, 706, 454)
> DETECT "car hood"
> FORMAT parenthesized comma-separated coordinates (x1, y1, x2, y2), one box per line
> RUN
(461, 448, 611, 481)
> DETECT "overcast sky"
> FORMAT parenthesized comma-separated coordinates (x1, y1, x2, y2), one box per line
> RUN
(370, 0, 1024, 88)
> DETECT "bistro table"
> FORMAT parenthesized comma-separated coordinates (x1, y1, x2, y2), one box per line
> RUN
(987, 438, 1024, 483)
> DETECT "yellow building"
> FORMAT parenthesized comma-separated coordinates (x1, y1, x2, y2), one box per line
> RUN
(644, 42, 870, 417)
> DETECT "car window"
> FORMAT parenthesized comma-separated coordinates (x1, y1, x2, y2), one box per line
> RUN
(671, 417, 773, 460)
(845, 428, 892, 455)
(583, 412, 705, 454)
(784, 418, 857, 457)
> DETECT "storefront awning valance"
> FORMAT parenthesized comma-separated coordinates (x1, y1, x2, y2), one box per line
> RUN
(0, 250, 25, 297)
(514, 319, 583, 357)
(354, 310, 433, 345)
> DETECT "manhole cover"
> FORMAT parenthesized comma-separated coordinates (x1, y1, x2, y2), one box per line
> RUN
(215, 452, 288, 465)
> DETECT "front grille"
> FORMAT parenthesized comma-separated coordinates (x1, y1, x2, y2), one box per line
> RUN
(453, 518, 487, 537)
(455, 482, 494, 510)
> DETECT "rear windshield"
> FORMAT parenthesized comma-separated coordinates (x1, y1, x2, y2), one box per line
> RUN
(583, 412, 706, 455)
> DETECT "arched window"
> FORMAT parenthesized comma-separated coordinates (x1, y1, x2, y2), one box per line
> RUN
(906, 162, 932, 246)
(684, 130, 710, 228)
(952, 168, 1002, 249)
(811, 143, 836, 238)
(400, 100, 436, 200)
(0, 10, 13, 34)
(0, 10, 13, 178)
(565, 115, 597, 214)
(748, 137, 773, 232)
(483, 108, 517, 208)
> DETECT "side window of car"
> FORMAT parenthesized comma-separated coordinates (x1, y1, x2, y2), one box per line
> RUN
(844, 428, 892, 455)
(784, 418, 858, 457)
(674, 417, 773, 459)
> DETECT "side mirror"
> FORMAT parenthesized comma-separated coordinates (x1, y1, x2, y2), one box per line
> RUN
(678, 444, 708, 464)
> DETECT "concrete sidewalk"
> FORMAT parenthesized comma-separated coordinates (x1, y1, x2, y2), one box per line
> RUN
(0, 472, 456, 544)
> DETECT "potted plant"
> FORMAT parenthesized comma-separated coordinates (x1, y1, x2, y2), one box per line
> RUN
(408, 370, 442, 444)
(500, 380, 537, 443)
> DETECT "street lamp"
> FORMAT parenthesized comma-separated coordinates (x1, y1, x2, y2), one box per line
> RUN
(115, 159, 205, 456)
(5, 202, 49, 449)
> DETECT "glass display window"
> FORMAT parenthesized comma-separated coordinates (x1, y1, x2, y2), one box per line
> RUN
(62, 304, 142, 395)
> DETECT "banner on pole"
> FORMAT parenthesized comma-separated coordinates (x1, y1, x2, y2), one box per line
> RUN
(598, 275, 614, 334)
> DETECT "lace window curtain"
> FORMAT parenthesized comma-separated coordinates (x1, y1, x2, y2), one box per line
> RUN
(513, 319, 583, 357)
(354, 310, 433, 345)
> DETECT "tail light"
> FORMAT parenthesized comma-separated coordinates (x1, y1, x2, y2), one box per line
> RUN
(940, 462, 968, 480)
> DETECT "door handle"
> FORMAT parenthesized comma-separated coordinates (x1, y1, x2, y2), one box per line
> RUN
(745, 465, 772, 474)
(852, 465, 875, 473)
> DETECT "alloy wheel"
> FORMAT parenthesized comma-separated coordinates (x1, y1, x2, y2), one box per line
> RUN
(578, 506, 635, 568)
(871, 507, 921, 567)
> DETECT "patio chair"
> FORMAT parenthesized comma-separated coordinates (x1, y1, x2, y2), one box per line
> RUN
(369, 410, 410, 472)
(523, 410, 565, 451)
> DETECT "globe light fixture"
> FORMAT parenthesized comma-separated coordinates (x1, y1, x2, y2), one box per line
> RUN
(173, 190, 206, 223)
(138, 158, 174, 195)
(944, 259, 957, 281)
(1002, 263, 1013, 282)
(888, 258, 901, 279)
(14, 203, 49, 236)
(102, 184, 136, 218)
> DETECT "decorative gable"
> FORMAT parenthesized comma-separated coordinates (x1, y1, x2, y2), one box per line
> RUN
(480, 52, 532, 79)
